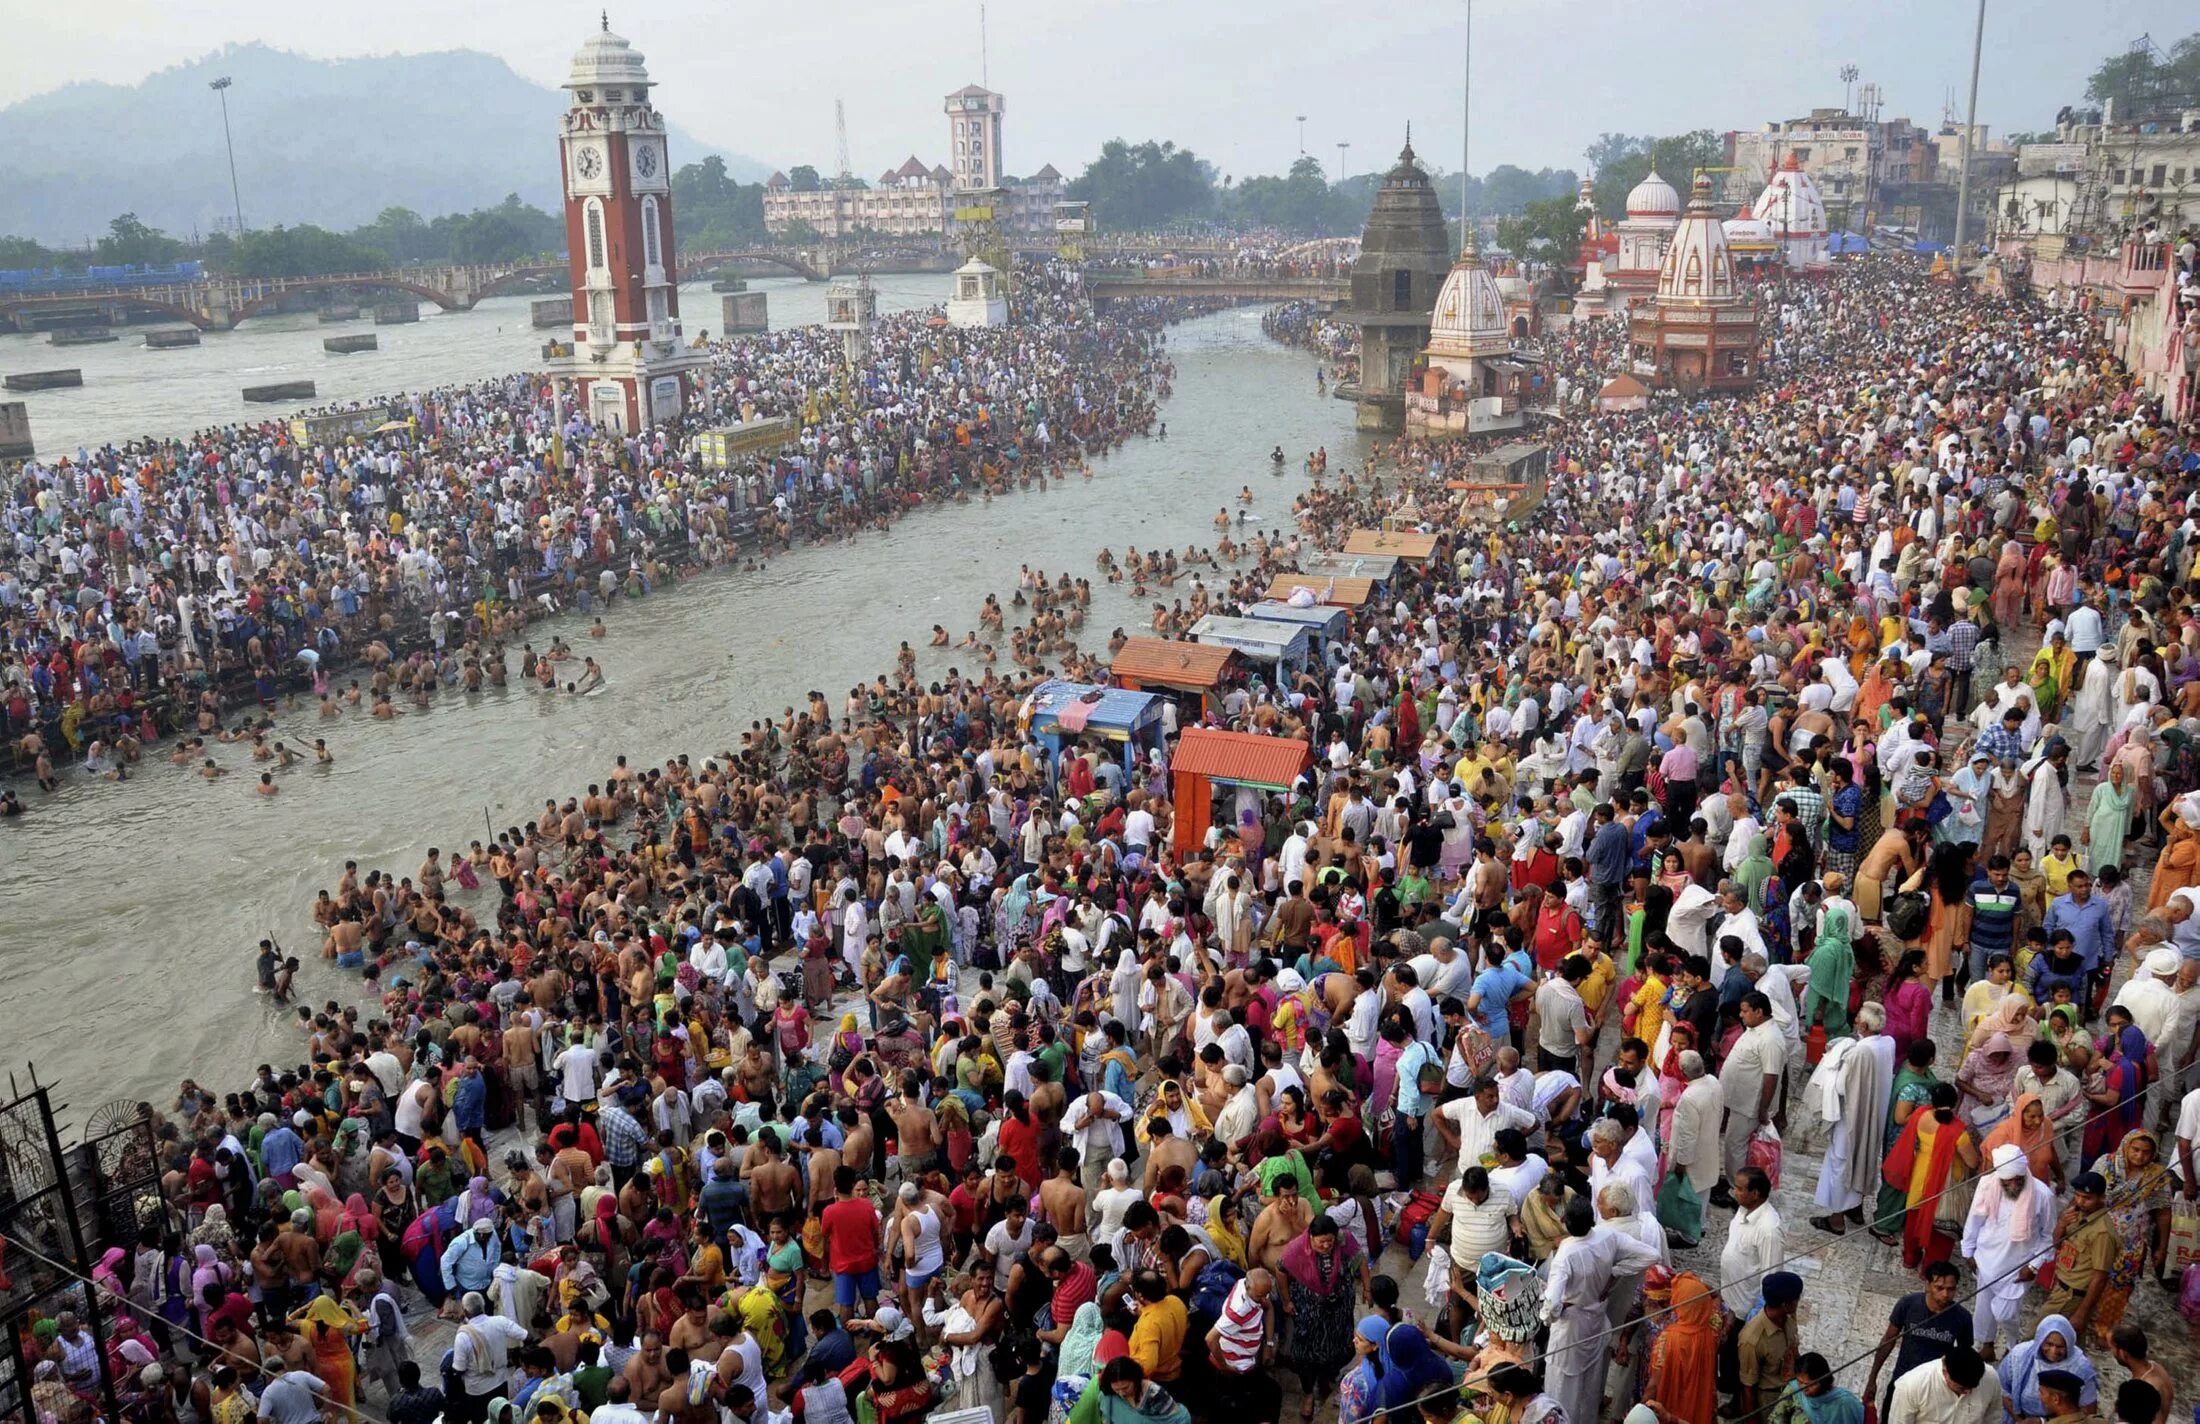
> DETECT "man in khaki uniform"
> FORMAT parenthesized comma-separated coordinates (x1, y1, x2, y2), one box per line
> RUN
(1736, 1270, 1803, 1417)
(2039, 1172, 2116, 1337)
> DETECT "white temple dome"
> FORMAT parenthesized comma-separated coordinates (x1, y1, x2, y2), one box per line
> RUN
(1426, 239, 1509, 360)
(1655, 173, 1742, 303)
(567, 21, 651, 91)
(1624, 170, 1681, 220)
(1748, 154, 1832, 269)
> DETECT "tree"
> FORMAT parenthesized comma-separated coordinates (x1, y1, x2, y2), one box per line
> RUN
(356, 206, 430, 264)
(781, 218, 822, 245)
(1584, 131, 1722, 223)
(2085, 33, 2200, 120)
(220, 225, 390, 277)
(673, 156, 768, 247)
(1480, 165, 1578, 216)
(788, 165, 823, 193)
(97, 213, 185, 266)
(1066, 139, 1218, 229)
(1226, 155, 1351, 233)
(0, 235, 65, 269)
(1494, 196, 1587, 285)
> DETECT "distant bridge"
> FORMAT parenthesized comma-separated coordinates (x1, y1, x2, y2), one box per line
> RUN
(0, 236, 1347, 330)
(0, 260, 575, 332)
(0, 245, 852, 330)
(1086, 275, 1347, 304)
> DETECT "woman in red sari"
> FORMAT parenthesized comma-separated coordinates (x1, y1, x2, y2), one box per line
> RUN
(1880, 1082, 1980, 1274)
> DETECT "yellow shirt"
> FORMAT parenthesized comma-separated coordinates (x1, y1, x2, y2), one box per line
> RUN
(1579, 951, 1619, 1017)
(2041, 851, 2078, 897)
(1128, 1295, 1187, 1381)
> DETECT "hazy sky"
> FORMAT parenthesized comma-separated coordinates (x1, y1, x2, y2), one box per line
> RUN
(7, 1, 2194, 182)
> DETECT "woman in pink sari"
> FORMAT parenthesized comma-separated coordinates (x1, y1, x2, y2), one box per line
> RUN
(1656, 1021, 1699, 1147)
(1883, 949, 1934, 1063)
(1992, 538, 2028, 629)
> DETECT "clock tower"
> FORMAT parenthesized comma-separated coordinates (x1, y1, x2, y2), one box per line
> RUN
(546, 16, 706, 434)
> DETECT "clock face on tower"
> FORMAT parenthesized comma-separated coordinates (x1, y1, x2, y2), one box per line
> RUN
(572, 145, 603, 181)
(635, 144, 658, 179)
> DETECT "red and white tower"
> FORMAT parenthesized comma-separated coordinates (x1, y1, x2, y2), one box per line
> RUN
(547, 16, 706, 434)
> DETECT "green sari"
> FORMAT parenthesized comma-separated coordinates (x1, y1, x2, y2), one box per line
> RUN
(1733, 833, 1774, 911)
(1804, 900, 1856, 1037)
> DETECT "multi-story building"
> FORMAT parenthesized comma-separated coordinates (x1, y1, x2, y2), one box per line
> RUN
(945, 85, 1005, 191)
(761, 86, 1064, 239)
(2084, 114, 2200, 233)
(1729, 110, 1874, 229)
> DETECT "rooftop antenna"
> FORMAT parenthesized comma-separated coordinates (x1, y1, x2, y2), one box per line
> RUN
(835, 98, 852, 185)
(1839, 64, 1858, 114)
(980, 3, 989, 89)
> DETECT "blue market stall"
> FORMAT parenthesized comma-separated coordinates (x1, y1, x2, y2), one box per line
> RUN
(1020, 680, 1167, 789)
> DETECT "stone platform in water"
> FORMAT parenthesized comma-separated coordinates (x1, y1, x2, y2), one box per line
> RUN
(242, 381, 316, 403)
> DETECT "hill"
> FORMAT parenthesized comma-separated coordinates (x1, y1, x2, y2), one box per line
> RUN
(0, 43, 769, 246)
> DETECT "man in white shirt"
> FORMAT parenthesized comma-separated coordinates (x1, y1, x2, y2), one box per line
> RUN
(1717, 1165, 1784, 1315)
(1586, 1117, 1655, 1216)
(1435, 1077, 1537, 1174)
(1959, 1144, 2056, 1355)
(1487, 1128, 1547, 1205)
(550, 1040, 599, 1110)
(1717, 993, 1782, 1195)
(1887, 1348, 2000, 1424)
(1123, 803, 1155, 854)
(449, 1291, 530, 1418)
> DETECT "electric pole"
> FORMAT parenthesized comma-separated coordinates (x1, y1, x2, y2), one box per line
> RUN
(1950, 0, 1985, 266)
(210, 77, 246, 236)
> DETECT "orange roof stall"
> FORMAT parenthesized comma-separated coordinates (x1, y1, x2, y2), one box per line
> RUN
(1110, 638, 1242, 721)
(1261, 573, 1376, 609)
(1169, 727, 1312, 860)
(1342, 528, 1439, 563)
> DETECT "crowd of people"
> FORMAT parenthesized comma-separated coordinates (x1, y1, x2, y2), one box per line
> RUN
(0, 264, 1189, 789)
(20, 229, 2200, 1424)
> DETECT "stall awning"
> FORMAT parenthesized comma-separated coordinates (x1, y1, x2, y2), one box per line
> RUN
(1342, 529, 1438, 562)
(1170, 727, 1312, 790)
(1022, 680, 1164, 738)
(1111, 637, 1239, 691)
(1262, 573, 1376, 608)
(1297, 552, 1398, 584)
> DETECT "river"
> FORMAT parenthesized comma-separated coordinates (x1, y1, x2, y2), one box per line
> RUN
(0, 274, 954, 456)
(0, 304, 1360, 1112)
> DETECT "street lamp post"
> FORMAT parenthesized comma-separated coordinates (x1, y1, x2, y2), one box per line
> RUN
(1336, 141, 1351, 186)
(209, 77, 246, 236)
(1950, 0, 1985, 265)
(1461, 0, 1472, 236)
(1296, 115, 1307, 155)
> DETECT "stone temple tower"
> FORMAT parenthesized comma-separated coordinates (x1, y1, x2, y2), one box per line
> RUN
(1340, 132, 1455, 431)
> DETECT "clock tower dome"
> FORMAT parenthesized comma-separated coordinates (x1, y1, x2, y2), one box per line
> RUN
(547, 15, 706, 434)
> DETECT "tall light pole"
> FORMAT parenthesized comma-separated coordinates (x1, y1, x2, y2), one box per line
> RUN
(1840, 64, 1859, 114)
(1296, 114, 1307, 155)
(1950, 0, 1985, 265)
(1461, 0, 1473, 238)
(209, 77, 246, 236)
(1336, 141, 1351, 186)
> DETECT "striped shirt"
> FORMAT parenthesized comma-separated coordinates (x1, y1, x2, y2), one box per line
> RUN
(1213, 1279, 1267, 1373)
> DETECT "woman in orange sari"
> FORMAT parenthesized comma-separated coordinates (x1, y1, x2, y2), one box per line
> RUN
(288, 1295, 364, 1422)
(1881, 1082, 1979, 1274)
(2146, 808, 2200, 913)
(1981, 1091, 2060, 1187)
(1644, 1271, 1722, 1424)
(1853, 657, 1899, 734)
